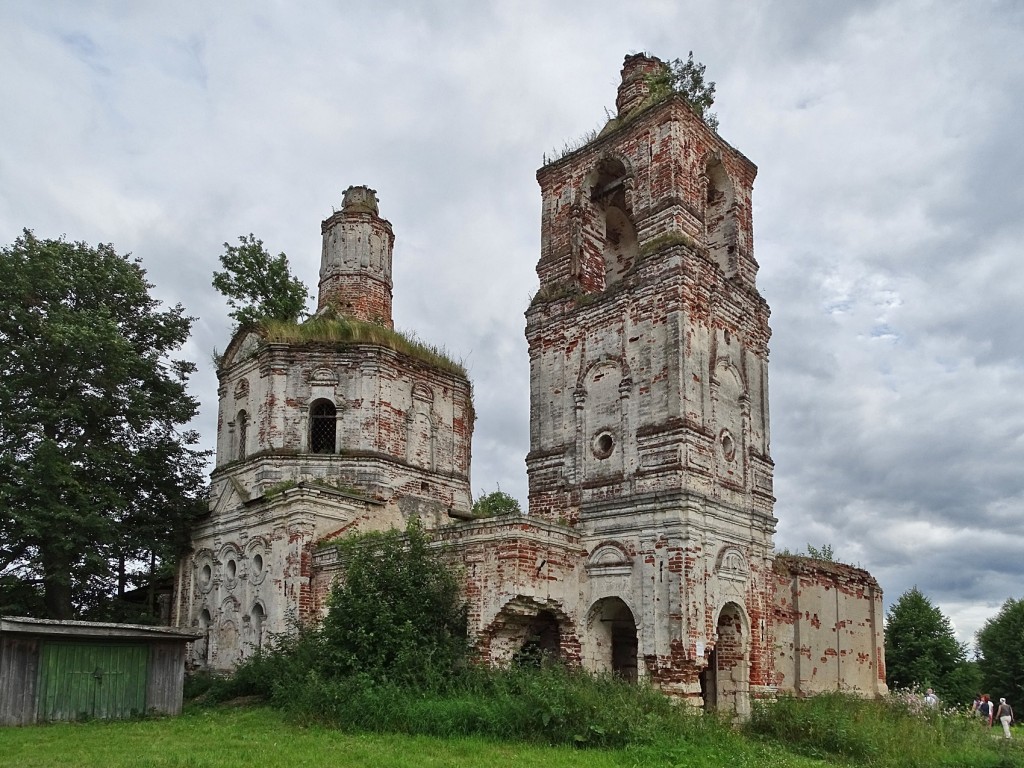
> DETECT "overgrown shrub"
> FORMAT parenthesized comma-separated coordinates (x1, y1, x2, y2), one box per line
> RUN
(318, 518, 468, 689)
(188, 619, 321, 704)
(471, 488, 522, 518)
(645, 52, 719, 130)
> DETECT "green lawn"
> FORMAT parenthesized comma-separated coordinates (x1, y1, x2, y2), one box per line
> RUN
(0, 705, 828, 768)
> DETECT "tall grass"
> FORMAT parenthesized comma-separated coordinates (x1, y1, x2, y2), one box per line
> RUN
(199, 657, 725, 750)
(745, 691, 1024, 768)
(0, 704, 828, 768)
(260, 315, 467, 378)
(0, 705, 626, 768)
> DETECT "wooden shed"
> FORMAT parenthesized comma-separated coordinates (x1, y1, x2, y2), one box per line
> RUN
(0, 616, 202, 726)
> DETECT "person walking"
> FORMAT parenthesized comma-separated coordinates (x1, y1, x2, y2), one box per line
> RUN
(996, 697, 1014, 739)
(979, 694, 993, 726)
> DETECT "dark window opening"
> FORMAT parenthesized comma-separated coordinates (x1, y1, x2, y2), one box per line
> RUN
(236, 410, 248, 460)
(310, 399, 337, 454)
(513, 611, 562, 668)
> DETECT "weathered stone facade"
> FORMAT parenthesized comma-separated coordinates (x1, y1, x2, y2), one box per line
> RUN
(175, 54, 886, 711)
(519, 52, 774, 711)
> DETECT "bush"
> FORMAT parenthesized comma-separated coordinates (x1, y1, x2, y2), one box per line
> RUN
(182, 671, 216, 701)
(471, 489, 522, 518)
(187, 619, 324, 705)
(317, 518, 468, 689)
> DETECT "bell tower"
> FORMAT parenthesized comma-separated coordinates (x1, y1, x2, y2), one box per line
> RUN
(525, 53, 776, 709)
(526, 53, 773, 523)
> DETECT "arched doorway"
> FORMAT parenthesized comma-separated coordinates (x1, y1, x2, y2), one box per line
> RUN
(711, 602, 749, 717)
(585, 597, 638, 682)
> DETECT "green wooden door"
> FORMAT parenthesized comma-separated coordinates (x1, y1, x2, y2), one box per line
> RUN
(37, 642, 148, 721)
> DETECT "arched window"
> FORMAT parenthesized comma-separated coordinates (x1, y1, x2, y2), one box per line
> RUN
(310, 399, 337, 453)
(236, 410, 248, 460)
(250, 603, 266, 652)
(705, 157, 736, 276)
(583, 157, 638, 290)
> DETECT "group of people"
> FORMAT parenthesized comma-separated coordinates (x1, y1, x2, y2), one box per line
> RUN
(971, 693, 1015, 739)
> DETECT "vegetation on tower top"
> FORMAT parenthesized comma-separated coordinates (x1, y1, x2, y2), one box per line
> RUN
(258, 311, 469, 379)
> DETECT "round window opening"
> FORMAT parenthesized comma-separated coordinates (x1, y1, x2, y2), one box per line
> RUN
(593, 432, 615, 459)
(721, 431, 736, 462)
(199, 564, 212, 588)
(226, 559, 237, 580)
(252, 553, 263, 576)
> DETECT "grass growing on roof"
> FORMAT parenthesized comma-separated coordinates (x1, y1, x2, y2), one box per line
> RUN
(260, 313, 468, 378)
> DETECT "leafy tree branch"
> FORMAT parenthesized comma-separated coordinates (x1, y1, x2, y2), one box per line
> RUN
(212, 233, 310, 328)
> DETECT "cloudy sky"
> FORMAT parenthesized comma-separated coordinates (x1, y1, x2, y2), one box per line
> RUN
(3, 1, 1022, 645)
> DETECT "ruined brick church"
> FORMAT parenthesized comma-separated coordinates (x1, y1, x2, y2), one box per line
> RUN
(174, 54, 887, 713)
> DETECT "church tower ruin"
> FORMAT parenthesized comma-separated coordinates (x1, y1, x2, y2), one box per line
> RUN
(445, 54, 883, 711)
(317, 186, 395, 326)
(175, 187, 473, 669)
(524, 53, 775, 710)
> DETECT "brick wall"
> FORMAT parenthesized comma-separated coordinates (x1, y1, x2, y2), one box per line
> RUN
(771, 556, 887, 697)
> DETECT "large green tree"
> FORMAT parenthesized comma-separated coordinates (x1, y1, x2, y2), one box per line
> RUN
(976, 597, 1024, 705)
(212, 233, 309, 328)
(0, 231, 208, 619)
(884, 586, 971, 703)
